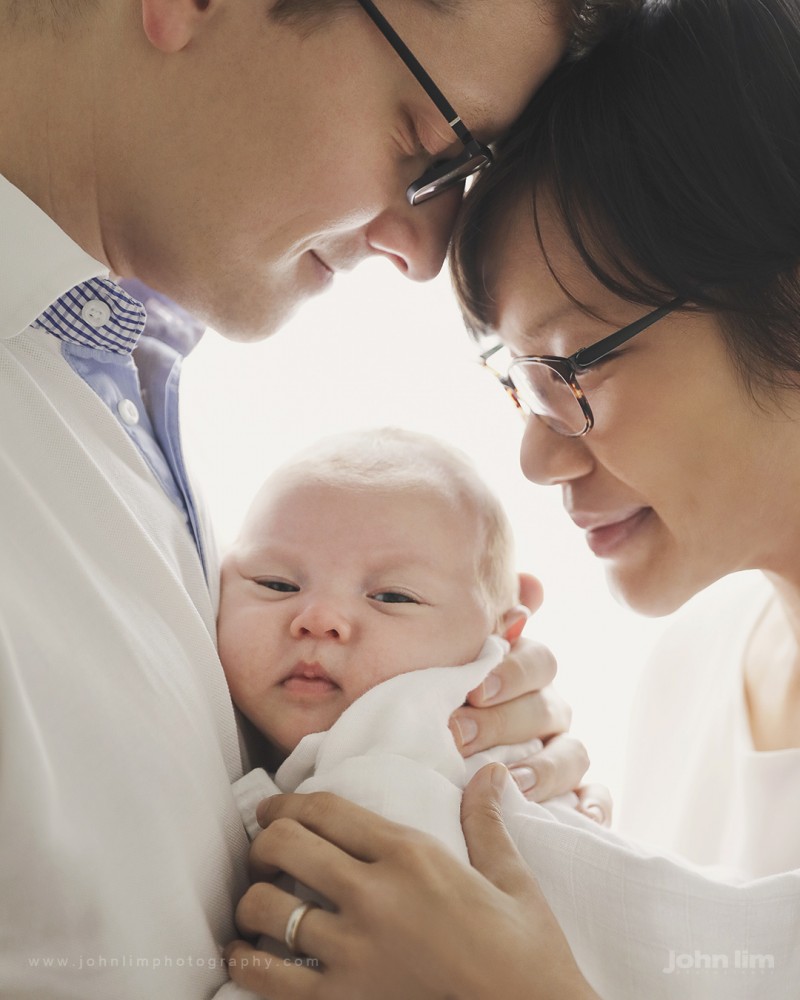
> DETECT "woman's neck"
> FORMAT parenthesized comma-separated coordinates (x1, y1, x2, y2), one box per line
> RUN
(744, 573, 800, 751)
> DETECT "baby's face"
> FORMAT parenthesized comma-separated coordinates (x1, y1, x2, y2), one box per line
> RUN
(218, 476, 494, 755)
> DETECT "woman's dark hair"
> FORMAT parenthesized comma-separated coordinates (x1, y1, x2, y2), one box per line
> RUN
(451, 0, 800, 392)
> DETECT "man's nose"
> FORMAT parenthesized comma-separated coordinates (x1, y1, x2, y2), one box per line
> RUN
(364, 184, 462, 281)
(520, 415, 595, 486)
(289, 600, 353, 642)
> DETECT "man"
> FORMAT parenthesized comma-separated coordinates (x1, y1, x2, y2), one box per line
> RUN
(0, 1, 620, 996)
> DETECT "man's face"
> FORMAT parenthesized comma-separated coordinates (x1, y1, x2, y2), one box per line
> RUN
(217, 476, 494, 754)
(108, 0, 565, 338)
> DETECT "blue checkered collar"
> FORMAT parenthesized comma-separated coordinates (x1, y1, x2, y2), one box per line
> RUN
(33, 276, 146, 356)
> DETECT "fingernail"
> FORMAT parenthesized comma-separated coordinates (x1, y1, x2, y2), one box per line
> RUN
(509, 766, 537, 792)
(581, 803, 606, 825)
(510, 603, 533, 620)
(481, 671, 502, 702)
(490, 764, 509, 791)
(451, 715, 479, 747)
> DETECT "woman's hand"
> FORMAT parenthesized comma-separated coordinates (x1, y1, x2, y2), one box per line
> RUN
(451, 574, 605, 814)
(223, 765, 600, 1000)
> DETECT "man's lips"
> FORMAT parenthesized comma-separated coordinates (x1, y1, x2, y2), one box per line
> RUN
(310, 251, 333, 275)
(568, 507, 653, 557)
(281, 661, 340, 696)
(307, 251, 335, 288)
(310, 249, 365, 277)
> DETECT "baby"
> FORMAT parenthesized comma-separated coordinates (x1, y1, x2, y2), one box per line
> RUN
(217, 426, 525, 764)
(214, 428, 578, 996)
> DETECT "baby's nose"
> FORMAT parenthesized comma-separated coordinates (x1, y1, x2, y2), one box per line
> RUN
(289, 601, 352, 642)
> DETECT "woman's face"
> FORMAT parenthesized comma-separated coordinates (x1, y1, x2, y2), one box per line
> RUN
(490, 202, 800, 616)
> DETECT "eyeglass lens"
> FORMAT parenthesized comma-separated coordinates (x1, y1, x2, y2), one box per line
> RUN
(408, 144, 493, 204)
(354, 0, 492, 205)
(508, 361, 588, 436)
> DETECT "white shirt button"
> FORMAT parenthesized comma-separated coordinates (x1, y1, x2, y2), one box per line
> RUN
(81, 299, 112, 328)
(117, 399, 140, 426)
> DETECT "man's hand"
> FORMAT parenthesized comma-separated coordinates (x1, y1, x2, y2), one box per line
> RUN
(223, 771, 600, 1000)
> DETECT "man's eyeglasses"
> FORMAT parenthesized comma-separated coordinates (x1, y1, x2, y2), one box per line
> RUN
(481, 298, 685, 437)
(356, 0, 493, 205)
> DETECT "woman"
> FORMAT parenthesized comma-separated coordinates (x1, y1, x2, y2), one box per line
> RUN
(224, 1, 800, 997)
(452, 0, 800, 875)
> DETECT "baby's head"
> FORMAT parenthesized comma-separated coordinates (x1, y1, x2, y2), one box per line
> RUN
(218, 428, 520, 756)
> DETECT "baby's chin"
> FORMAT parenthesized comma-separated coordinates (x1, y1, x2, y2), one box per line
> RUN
(271, 720, 333, 758)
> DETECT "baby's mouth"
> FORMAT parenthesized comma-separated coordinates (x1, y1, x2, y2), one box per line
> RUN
(281, 661, 340, 696)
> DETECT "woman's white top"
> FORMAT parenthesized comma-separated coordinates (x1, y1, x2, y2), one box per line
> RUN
(620, 572, 800, 878)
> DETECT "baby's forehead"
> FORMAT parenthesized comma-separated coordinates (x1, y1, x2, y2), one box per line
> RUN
(238, 463, 488, 548)
(254, 466, 470, 515)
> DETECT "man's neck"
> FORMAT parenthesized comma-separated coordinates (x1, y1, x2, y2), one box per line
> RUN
(0, 17, 109, 266)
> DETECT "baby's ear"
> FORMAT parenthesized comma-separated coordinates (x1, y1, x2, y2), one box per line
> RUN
(500, 605, 532, 643)
(517, 572, 544, 614)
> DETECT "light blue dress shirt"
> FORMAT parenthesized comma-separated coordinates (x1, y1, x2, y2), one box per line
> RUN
(33, 275, 209, 575)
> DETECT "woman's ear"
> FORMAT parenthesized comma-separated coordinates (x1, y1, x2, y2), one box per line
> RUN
(141, 0, 212, 54)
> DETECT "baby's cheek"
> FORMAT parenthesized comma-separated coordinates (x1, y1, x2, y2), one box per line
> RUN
(353, 653, 432, 696)
(217, 623, 264, 705)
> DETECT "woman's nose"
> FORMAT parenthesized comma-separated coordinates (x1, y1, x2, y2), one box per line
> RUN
(289, 601, 353, 642)
(520, 415, 594, 486)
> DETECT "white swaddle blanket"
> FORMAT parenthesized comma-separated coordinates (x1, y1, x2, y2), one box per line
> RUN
(217, 636, 530, 998)
(218, 636, 800, 1000)
(233, 635, 520, 865)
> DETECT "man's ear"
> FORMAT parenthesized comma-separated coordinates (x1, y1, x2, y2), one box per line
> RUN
(141, 0, 211, 53)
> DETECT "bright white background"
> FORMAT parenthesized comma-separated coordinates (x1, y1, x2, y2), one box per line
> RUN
(181, 259, 672, 802)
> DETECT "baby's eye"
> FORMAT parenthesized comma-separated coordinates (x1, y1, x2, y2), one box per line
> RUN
(256, 579, 299, 593)
(371, 591, 419, 605)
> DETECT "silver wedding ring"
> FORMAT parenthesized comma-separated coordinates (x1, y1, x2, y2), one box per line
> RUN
(284, 899, 319, 956)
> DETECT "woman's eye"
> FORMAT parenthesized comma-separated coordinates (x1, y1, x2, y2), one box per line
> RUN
(371, 591, 418, 605)
(256, 579, 299, 593)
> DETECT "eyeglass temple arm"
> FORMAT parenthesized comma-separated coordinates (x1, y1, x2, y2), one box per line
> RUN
(480, 342, 504, 363)
(479, 342, 519, 398)
(573, 297, 686, 368)
(355, 0, 472, 145)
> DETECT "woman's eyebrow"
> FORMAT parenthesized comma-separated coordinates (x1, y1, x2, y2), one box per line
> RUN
(511, 307, 579, 353)
(514, 297, 622, 353)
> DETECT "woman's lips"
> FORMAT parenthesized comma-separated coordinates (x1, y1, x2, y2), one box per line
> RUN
(571, 508, 652, 558)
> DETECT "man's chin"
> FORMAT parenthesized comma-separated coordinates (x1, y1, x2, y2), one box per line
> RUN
(211, 316, 285, 344)
(153, 268, 309, 343)
(203, 297, 300, 344)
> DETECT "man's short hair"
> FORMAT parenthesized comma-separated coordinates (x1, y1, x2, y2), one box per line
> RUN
(271, 0, 641, 56)
(245, 427, 520, 625)
(1, 0, 97, 30)
(7, 0, 639, 54)
(271, 0, 452, 26)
